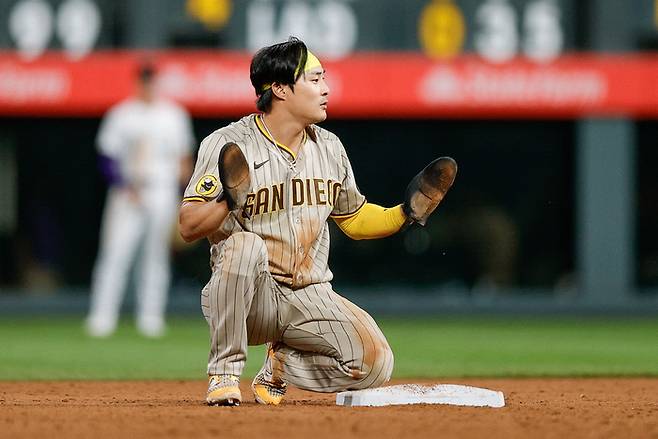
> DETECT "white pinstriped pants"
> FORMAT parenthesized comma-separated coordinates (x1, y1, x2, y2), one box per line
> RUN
(88, 187, 177, 331)
(201, 232, 394, 392)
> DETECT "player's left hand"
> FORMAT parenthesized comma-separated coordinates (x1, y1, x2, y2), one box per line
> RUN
(403, 157, 457, 226)
(218, 142, 251, 216)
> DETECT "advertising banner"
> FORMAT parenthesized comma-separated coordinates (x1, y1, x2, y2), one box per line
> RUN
(0, 51, 656, 118)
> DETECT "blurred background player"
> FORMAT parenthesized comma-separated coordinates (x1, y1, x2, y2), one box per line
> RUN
(85, 62, 195, 338)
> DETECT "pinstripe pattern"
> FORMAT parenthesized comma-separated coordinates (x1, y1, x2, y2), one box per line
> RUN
(183, 114, 365, 288)
(190, 115, 392, 391)
(272, 283, 394, 392)
(202, 232, 393, 389)
(202, 232, 279, 376)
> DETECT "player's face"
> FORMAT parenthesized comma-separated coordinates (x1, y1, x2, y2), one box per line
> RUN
(288, 67, 330, 124)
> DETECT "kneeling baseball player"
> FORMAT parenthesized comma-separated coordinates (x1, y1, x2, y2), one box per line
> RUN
(178, 37, 457, 406)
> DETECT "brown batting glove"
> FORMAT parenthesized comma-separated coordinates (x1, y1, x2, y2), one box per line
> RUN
(403, 157, 457, 226)
(218, 142, 251, 217)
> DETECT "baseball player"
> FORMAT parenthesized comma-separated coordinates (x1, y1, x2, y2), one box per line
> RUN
(86, 63, 195, 338)
(178, 37, 457, 406)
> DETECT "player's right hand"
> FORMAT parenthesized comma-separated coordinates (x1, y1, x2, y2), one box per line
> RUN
(403, 157, 457, 226)
(124, 186, 141, 205)
(218, 142, 251, 216)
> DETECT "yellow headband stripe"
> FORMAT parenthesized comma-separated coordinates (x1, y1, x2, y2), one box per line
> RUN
(261, 50, 322, 92)
(296, 50, 322, 76)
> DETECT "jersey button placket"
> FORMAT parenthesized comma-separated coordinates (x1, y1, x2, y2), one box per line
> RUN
(287, 167, 301, 288)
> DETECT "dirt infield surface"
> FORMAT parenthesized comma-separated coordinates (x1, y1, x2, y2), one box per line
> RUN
(1, 378, 656, 439)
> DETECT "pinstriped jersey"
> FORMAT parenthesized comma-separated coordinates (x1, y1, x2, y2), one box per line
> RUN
(183, 114, 365, 288)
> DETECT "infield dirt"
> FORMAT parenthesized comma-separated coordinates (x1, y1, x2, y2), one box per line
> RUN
(1, 378, 656, 438)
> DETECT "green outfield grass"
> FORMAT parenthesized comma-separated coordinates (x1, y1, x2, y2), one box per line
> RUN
(0, 316, 656, 380)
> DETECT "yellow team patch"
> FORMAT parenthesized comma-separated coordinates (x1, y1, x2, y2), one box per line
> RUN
(195, 175, 219, 196)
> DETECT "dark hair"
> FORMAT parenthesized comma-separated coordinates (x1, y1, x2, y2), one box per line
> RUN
(250, 37, 308, 112)
(138, 61, 156, 83)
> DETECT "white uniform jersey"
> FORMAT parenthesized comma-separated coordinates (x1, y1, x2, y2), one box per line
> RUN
(183, 114, 366, 289)
(98, 97, 194, 192)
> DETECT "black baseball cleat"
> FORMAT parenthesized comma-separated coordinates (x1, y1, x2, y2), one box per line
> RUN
(218, 142, 251, 215)
(403, 157, 458, 226)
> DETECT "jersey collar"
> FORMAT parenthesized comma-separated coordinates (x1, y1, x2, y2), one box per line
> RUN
(255, 114, 306, 160)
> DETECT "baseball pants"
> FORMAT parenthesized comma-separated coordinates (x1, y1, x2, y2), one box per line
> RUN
(202, 231, 394, 392)
(88, 187, 177, 330)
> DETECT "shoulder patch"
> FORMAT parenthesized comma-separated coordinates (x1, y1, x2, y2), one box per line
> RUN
(195, 175, 219, 196)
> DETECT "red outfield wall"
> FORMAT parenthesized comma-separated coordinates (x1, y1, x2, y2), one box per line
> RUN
(0, 51, 656, 118)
